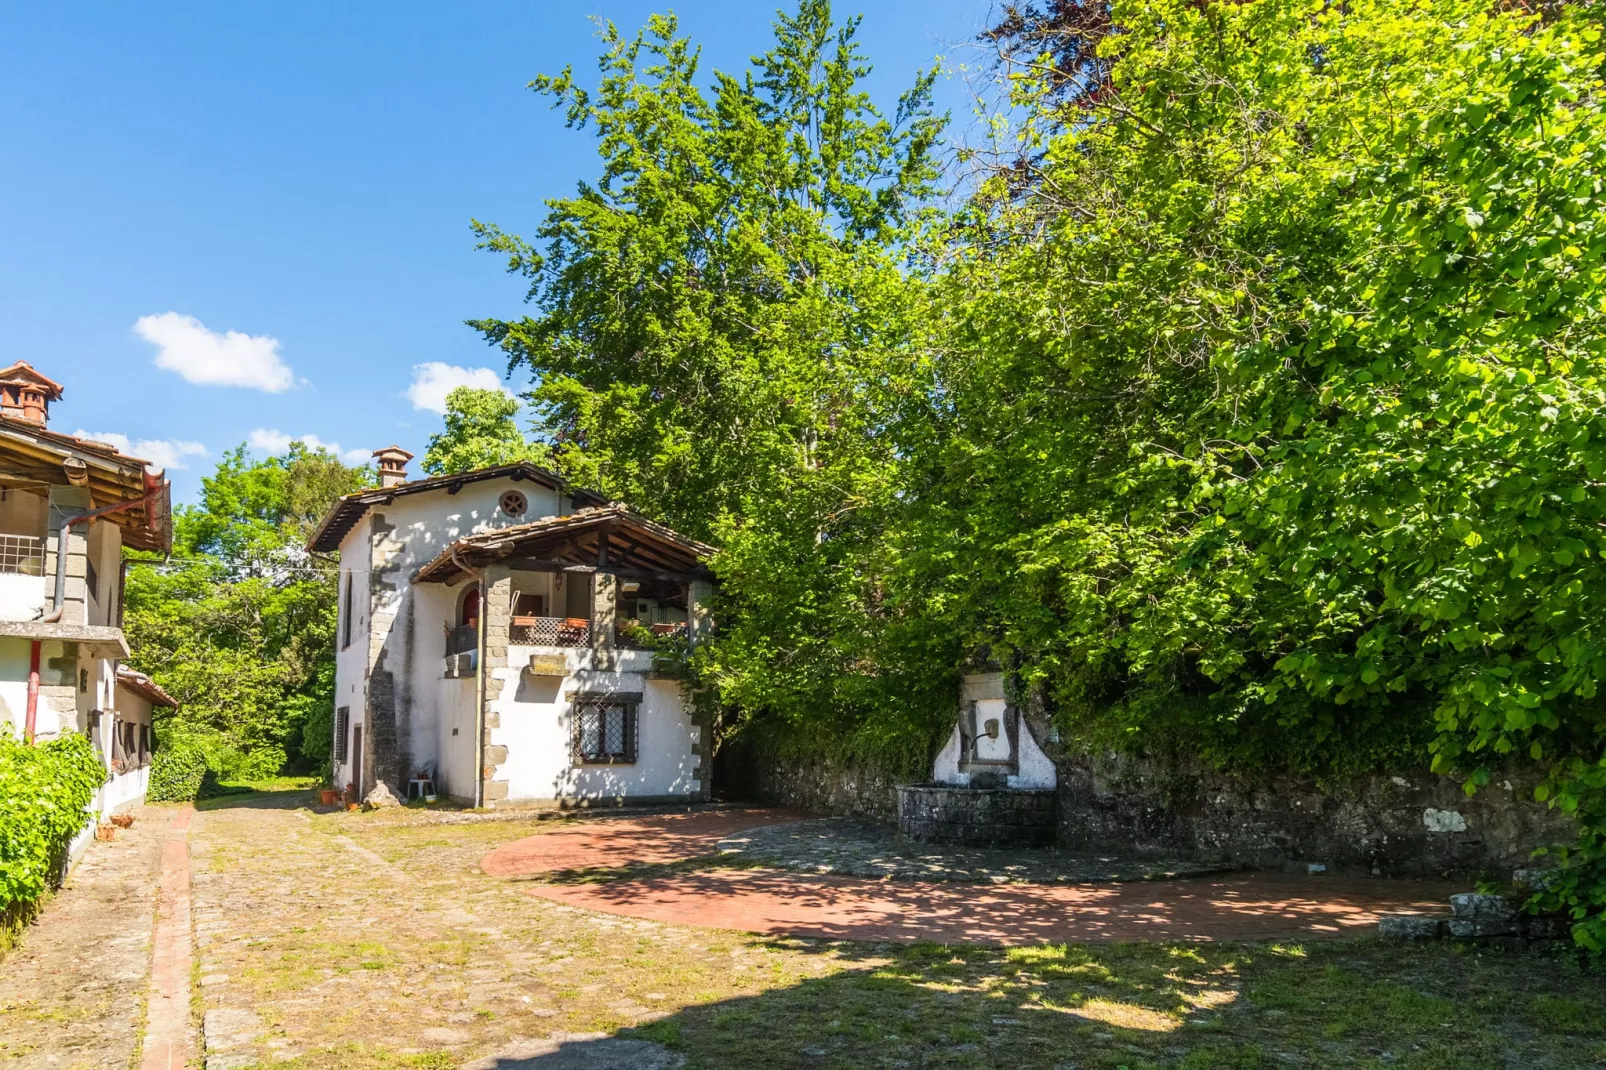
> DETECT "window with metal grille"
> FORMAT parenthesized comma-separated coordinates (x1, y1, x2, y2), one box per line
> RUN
(335, 706, 350, 762)
(572, 695, 638, 764)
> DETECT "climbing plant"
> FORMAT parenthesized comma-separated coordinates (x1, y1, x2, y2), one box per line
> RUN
(0, 729, 102, 949)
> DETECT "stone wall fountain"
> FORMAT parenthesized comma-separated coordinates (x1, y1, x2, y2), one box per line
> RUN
(897, 672, 1058, 847)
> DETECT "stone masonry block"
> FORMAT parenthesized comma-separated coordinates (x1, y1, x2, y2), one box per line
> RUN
(1378, 915, 1446, 941)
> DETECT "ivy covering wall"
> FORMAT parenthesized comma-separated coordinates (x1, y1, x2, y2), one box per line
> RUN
(0, 730, 101, 949)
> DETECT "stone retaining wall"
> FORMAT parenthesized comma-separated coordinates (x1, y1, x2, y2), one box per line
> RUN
(897, 785, 1057, 847)
(1054, 750, 1574, 878)
(744, 747, 1574, 878)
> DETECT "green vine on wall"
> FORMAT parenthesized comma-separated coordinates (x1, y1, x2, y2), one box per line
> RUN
(0, 730, 102, 950)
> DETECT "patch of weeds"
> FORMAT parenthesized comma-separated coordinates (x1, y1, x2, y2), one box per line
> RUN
(1529, 993, 1606, 1035)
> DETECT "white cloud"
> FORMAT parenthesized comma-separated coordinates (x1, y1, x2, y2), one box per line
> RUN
(406, 362, 508, 414)
(134, 312, 295, 392)
(71, 429, 207, 472)
(248, 428, 369, 466)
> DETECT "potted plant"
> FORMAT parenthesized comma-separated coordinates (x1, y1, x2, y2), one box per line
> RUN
(319, 785, 339, 806)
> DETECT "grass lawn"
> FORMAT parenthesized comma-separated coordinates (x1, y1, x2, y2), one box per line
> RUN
(186, 787, 1606, 1070)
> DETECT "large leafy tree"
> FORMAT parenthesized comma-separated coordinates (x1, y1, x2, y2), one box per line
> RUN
(472, 1, 955, 766)
(927, 0, 1606, 942)
(124, 444, 373, 776)
(421, 386, 551, 475)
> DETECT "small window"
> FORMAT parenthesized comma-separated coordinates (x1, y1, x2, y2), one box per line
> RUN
(335, 707, 350, 762)
(500, 490, 528, 518)
(340, 572, 354, 650)
(572, 696, 638, 764)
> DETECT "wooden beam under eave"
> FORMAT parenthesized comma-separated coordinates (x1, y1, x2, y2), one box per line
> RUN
(502, 556, 713, 584)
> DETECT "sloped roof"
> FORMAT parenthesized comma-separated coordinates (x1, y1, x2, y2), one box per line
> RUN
(0, 415, 171, 552)
(305, 462, 609, 554)
(0, 361, 65, 399)
(115, 667, 178, 708)
(412, 504, 716, 584)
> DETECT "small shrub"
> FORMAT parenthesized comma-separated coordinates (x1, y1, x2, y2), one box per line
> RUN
(0, 728, 102, 945)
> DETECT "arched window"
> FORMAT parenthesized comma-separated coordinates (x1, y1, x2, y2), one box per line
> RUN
(459, 586, 481, 631)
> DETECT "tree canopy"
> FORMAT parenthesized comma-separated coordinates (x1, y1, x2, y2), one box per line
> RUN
(469, 0, 1606, 947)
(421, 386, 551, 475)
(125, 444, 372, 779)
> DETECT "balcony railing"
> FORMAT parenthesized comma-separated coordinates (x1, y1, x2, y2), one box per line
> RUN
(0, 534, 44, 577)
(510, 616, 591, 647)
(616, 621, 688, 649)
(444, 624, 478, 656)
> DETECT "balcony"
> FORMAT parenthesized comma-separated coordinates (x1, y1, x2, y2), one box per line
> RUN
(442, 623, 478, 679)
(615, 621, 688, 649)
(509, 616, 591, 648)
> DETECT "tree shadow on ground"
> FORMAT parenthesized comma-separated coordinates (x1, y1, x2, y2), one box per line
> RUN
(465, 936, 1605, 1070)
(193, 785, 319, 812)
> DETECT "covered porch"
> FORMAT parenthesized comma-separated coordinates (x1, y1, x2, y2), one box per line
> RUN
(416, 505, 716, 674)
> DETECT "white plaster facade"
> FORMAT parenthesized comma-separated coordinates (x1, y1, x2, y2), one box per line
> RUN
(931, 671, 1057, 790)
(318, 464, 710, 808)
(0, 383, 175, 860)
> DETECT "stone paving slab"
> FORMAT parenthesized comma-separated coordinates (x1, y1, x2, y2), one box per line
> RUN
(480, 808, 810, 877)
(0, 806, 167, 1069)
(523, 869, 1460, 946)
(715, 818, 1234, 884)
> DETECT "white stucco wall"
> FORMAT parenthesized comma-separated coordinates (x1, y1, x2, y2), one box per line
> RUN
(332, 514, 372, 793)
(931, 672, 1057, 790)
(488, 648, 700, 803)
(331, 476, 569, 797)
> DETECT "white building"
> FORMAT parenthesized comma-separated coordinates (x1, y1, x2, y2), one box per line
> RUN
(0, 361, 176, 824)
(308, 449, 715, 808)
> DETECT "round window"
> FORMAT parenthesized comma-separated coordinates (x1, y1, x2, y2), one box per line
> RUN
(500, 490, 528, 518)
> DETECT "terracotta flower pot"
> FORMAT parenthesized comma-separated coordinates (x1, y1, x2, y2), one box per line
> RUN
(319, 789, 338, 805)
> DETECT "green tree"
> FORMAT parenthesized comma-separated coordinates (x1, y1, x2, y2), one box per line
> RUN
(125, 443, 373, 778)
(927, 0, 1606, 945)
(472, 1, 954, 767)
(421, 386, 550, 475)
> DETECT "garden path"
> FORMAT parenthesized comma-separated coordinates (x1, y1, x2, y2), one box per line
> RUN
(0, 806, 166, 1068)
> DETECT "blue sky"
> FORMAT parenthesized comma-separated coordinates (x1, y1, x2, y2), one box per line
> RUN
(0, 1, 988, 504)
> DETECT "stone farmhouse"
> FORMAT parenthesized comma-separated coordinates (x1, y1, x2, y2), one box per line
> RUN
(0, 361, 177, 827)
(308, 449, 715, 808)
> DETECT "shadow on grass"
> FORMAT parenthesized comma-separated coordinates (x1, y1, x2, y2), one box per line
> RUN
(193, 780, 320, 812)
(460, 937, 1605, 1070)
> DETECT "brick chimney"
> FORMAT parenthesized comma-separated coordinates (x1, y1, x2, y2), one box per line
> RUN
(0, 362, 64, 426)
(372, 445, 414, 488)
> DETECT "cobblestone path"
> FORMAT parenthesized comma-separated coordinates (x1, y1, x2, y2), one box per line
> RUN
(490, 810, 1459, 945)
(714, 818, 1232, 883)
(0, 807, 166, 1069)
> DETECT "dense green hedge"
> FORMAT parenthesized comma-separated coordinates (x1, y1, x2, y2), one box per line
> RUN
(0, 730, 102, 944)
(147, 737, 207, 802)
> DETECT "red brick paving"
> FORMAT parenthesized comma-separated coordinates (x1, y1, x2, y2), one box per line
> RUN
(524, 868, 1457, 945)
(484, 809, 1459, 946)
(141, 807, 196, 1070)
(479, 807, 810, 877)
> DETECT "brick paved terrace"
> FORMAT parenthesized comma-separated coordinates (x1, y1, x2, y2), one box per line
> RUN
(1, 787, 1603, 1069)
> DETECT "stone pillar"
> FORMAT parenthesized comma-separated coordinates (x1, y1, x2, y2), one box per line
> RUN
(688, 580, 714, 648)
(592, 572, 618, 656)
(481, 565, 513, 806)
(45, 486, 91, 625)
